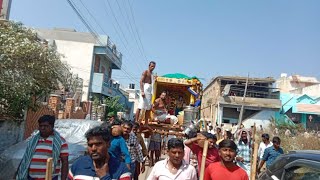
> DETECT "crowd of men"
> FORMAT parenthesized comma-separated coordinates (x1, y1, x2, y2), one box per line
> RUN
(15, 114, 285, 180)
(15, 62, 285, 180)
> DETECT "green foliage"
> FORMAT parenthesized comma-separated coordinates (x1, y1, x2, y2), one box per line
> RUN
(0, 21, 74, 119)
(103, 96, 124, 118)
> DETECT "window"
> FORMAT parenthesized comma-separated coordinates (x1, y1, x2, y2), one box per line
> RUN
(284, 166, 320, 180)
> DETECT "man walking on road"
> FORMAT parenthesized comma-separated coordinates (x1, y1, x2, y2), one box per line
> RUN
(135, 61, 156, 125)
(184, 132, 220, 174)
(257, 136, 284, 174)
(204, 140, 248, 180)
(68, 126, 131, 180)
(147, 138, 197, 180)
(258, 133, 273, 161)
(16, 115, 69, 180)
(236, 130, 251, 177)
(121, 121, 146, 179)
(132, 122, 148, 180)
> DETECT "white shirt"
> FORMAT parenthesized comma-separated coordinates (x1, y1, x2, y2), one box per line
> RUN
(147, 158, 197, 180)
(258, 141, 273, 159)
(208, 129, 215, 134)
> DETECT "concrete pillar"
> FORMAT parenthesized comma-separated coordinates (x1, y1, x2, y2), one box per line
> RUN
(48, 94, 61, 113)
(301, 114, 307, 129)
(218, 105, 224, 126)
(65, 98, 75, 113)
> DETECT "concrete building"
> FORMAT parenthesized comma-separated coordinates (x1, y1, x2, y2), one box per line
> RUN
(201, 76, 281, 128)
(276, 93, 320, 130)
(276, 73, 320, 97)
(125, 84, 140, 114)
(276, 74, 320, 130)
(36, 28, 132, 117)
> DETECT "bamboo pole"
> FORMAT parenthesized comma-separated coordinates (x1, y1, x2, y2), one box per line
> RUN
(238, 74, 249, 128)
(251, 123, 256, 166)
(250, 142, 259, 180)
(199, 140, 209, 180)
(204, 119, 208, 131)
(252, 123, 256, 144)
(152, 129, 185, 137)
(250, 123, 257, 180)
(45, 158, 53, 180)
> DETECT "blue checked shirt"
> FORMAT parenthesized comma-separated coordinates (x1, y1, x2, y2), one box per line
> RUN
(124, 133, 144, 163)
(237, 140, 251, 164)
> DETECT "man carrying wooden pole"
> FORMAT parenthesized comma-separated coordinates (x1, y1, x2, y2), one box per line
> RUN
(199, 140, 209, 180)
(250, 123, 258, 180)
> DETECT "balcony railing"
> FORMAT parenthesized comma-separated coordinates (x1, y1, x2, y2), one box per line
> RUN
(107, 38, 122, 59)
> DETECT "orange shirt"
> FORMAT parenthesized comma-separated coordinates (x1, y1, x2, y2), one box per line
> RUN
(204, 162, 248, 180)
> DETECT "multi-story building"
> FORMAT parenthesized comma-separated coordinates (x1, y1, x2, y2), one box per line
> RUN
(37, 28, 132, 116)
(201, 76, 281, 128)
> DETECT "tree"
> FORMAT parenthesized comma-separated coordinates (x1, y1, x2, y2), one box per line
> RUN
(103, 96, 124, 119)
(0, 21, 75, 119)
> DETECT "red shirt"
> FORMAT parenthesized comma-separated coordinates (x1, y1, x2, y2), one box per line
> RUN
(191, 143, 220, 173)
(204, 162, 248, 180)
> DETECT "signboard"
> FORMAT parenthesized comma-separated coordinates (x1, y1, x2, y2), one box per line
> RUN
(156, 77, 194, 85)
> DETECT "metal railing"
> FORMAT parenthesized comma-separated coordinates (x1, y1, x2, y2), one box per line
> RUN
(107, 37, 122, 60)
(226, 86, 280, 99)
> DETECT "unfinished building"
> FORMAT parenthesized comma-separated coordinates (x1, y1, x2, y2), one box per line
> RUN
(201, 76, 281, 128)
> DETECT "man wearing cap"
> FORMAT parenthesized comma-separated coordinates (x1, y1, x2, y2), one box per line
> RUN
(204, 139, 248, 180)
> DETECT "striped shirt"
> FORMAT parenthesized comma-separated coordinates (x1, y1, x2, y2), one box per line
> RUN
(29, 135, 69, 179)
(68, 155, 131, 180)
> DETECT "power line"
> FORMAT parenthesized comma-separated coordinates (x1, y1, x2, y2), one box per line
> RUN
(66, 0, 139, 84)
(115, 0, 148, 66)
(103, 0, 145, 71)
(70, 0, 139, 84)
(126, 0, 149, 65)
(77, 0, 144, 74)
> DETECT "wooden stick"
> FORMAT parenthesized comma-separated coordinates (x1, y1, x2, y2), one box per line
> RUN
(252, 123, 256, 143)
(152, 129, 185, 137)
(250, 142, 259, 180)
(251, 123, 256, 166)
(199, 140, 209, 180)
(250, 123, 257, 180)
(45, 158, 53, 180)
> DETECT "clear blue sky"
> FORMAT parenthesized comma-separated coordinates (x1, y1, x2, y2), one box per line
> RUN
(10, 0, 320, 87)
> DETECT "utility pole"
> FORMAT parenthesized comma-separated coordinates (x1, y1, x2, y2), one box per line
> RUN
(238, 74, 249, 128)
(0, 0, 12, 20)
